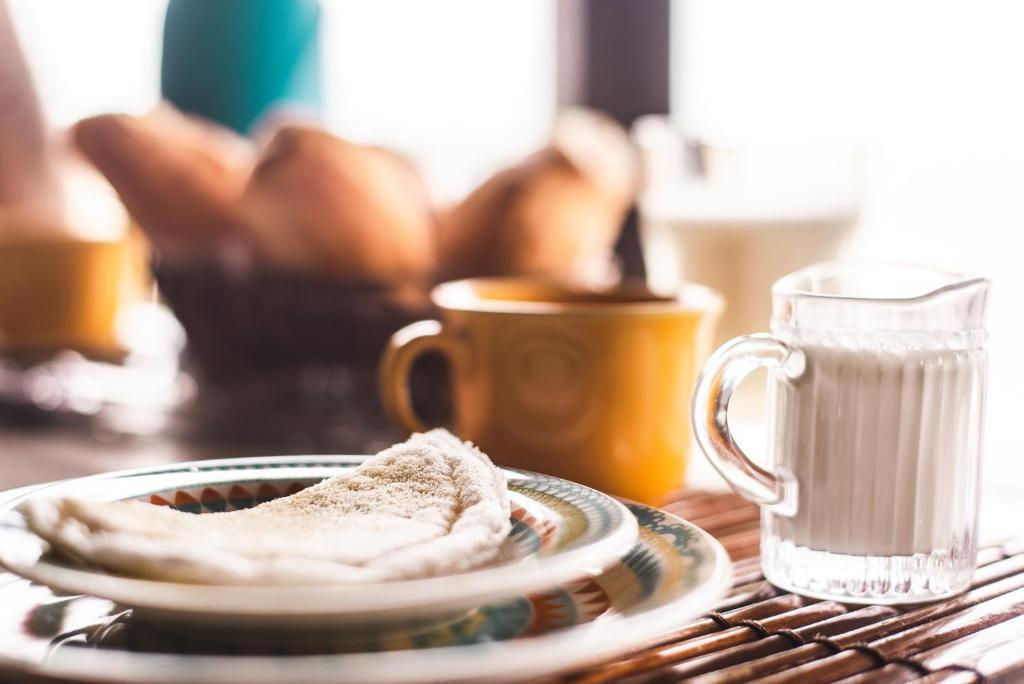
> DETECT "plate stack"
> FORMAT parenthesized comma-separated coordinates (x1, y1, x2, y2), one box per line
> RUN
(0, 456, 731, 683)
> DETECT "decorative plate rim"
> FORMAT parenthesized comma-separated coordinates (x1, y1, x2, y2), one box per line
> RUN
(0, 456, 639, 623)
(0, 491, 732, 684)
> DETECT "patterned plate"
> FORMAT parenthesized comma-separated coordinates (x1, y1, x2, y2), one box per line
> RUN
(0, 487, 731, 683)
(0, 457, 638, 627)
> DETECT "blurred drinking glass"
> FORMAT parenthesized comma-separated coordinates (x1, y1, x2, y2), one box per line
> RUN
(635, 117, 863, 346)
(634, 116, 863, 418)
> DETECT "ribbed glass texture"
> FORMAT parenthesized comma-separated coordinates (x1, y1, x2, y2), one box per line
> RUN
(762, 263, 988, 603)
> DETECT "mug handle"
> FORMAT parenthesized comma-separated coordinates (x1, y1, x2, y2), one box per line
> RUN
(380, 320, 464, 434)
(690, 333, 805, 516)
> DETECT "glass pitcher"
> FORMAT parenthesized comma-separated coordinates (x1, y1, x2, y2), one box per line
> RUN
(692, 263, 990, 603)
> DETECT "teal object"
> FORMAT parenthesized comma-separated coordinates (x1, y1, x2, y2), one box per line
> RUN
(161, 0, 322, 134)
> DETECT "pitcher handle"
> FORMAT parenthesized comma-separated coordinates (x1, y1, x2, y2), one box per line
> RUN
(691, 333, 804, 516)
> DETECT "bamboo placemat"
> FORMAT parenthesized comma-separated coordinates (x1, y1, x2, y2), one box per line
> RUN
(561, 489, 1024, 684)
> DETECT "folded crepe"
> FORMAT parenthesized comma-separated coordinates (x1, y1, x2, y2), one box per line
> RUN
(24, 430, 511, 585)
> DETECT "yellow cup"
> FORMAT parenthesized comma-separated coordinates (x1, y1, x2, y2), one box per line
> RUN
(380, 278, 723, 504)
(0, 233, 146, 358)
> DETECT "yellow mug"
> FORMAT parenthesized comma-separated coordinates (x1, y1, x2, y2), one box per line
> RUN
(0, 233, 145, 358)
(380, 278, 723, 504)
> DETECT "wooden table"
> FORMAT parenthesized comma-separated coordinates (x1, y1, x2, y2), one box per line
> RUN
(0, 425, 199, 491)
(562, 490, 1024, 683)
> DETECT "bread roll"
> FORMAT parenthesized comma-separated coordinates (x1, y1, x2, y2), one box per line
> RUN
(72, 108, 254, 258)
(438, 108, 636, 282)
(241, 125, 436, 283)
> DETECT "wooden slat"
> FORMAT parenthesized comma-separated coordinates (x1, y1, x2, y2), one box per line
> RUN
(654, 606, 898, 683)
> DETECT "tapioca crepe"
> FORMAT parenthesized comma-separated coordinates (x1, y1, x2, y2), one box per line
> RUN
(24, 430, 511, 585)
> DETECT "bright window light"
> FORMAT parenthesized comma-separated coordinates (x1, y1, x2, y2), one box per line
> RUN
(8, 0, 556, 201)
(674, 0, 1024, 493)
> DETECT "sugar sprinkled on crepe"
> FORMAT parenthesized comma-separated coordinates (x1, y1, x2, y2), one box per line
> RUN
(24, 430, 511, 585)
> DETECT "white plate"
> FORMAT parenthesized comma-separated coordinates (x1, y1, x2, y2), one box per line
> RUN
(0, 484, 731, 683)
(0, 456, 638, 627)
